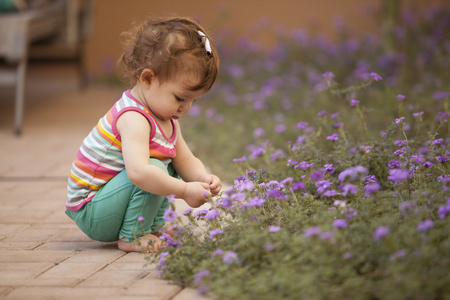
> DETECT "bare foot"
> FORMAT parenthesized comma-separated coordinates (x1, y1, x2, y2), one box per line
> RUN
(118, 233, 165, 253)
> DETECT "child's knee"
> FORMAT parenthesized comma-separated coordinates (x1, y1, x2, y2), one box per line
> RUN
(149, 158, 169, 174)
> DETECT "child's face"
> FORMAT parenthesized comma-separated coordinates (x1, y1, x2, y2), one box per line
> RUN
(142, 72, 207, 122)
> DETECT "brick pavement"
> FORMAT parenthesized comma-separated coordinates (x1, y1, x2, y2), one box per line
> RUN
(0, 63, 209, 299)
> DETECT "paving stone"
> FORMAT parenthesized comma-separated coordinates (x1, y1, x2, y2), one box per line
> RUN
(0, 249, 74, 263)
(121, 276, 182, 299)
(3, 286, 120, 300)
(0, 224, 30, 239)
(172, 287, 209, 300)
(0, 208, 54, 224)
(0, 262, 55, 286)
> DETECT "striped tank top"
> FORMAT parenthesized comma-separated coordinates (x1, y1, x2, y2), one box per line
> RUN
(66, 90, 177, 211)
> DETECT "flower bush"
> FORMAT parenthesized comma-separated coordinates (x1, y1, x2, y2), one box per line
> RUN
(146, 6, 450, 299)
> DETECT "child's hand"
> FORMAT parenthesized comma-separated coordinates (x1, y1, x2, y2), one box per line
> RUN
(183, 182, 211, 208)
(204, 174, 222, 195)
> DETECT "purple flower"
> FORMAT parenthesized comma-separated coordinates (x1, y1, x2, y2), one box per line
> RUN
(253, 127, 265, 138)
(137, 216, 145, 222)
(417, 219, 434, 232)
(209, 228, 224, 239)
(320, 231, 334, 240)
(233, 155, 247, 162)
(292, 182, 305, 191)
(310, 170, 324, 181)
(315, 180, 333, 194)
(274, 124, 287, 133)
(322, 71, 335, 79)
(323, 190, 338, 197)
(338, 165, 369, 182)
(297, 122, 309, 129)
(373, 226, 390, 241)
(395, 117, 405, 125)
(388, 169, 409, 183)
(364, 182, 380, 194)
(341, 184, 358, 196)
(389, 249, 407, 261)
(436, 155, 449, 162)
(370, 72, 383, 81)
(269, 226, 281, 232)
(388, 160, 402, 169)
(324, 164, 335, 174)
(413, 112, 423, 118)
(163, 207, 178, 223)
(317, 110, 327, 117)
(205, 209, 220, 220)
(396, 94, 405, 100)
(211, 249, 224, 257)
(433, 138, 444, 145)
(194, 269, 210, 286)
(222, 251, 239, 265)
(303, 226, 321, 237)
(327, 133, 339, 141)
(350, 99, 360, 106)
(333, 219, 348, 228)
(265, 243, 275, 251)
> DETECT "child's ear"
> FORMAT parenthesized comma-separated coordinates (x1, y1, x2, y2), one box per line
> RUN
(140, 69, 155, 87)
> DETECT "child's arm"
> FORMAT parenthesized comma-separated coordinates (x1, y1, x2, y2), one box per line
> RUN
(117, 111, 210, 207)
(171, 121, 222, 195)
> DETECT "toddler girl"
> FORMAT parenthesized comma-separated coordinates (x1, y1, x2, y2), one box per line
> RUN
(65, 16, 221, 253)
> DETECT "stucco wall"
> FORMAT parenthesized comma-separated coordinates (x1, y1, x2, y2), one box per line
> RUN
(84, 0, 449, 78)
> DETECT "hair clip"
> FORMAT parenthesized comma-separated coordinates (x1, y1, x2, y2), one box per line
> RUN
(198, 30, 212, 54)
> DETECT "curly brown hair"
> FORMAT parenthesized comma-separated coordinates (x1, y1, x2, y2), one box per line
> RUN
(119, 15, 219, 91)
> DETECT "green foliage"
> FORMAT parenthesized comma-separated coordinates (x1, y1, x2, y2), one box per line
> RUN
(144, 6, 450, 299)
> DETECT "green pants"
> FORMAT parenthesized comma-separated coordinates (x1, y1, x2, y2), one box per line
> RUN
(66, 159, 177, 242)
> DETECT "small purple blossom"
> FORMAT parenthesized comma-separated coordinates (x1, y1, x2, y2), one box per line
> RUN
(350, 99, 360, 106)
(341, 184, 358, 196)
(433, 138, 444, 145)
(137, 216, 145, 222)
(205, 209, 220, 220)
(413, 111, 423, 118)
(209, 228, 224, 239)
(211, 249, 224, 257)
(233, 155, 247, 162)
(327, 133, 339, 141)
(388, 160, 402, 169)
(390, 249, 407, 261)
(194, 269, 210, 286)
(322, 71, 335, 79)
(320, 231, 334, 240)
(417, 219, 434, 232)
(373, 226, 390, 241)
(388, 169, 409, 183)
(315, 180, 333, 194)
(222, 251, 239, 265)
(338, 165, 369, 182)
(265, 243, 275, 251)
(364, 182, 380, 194)
(292, 182, 306, 191)
(323, 189, 338, 197)
(317, 110, 327, 117)
(396, 94, 405, 100)
(370, 72, 383, 81)
(310, 170, 324, 181)
(436, 155, 449, 162)
(324, 164, 335, 174)
(269, 226, 281, 233)
(395, 117, 405, 125)
(296, 122, 309, 129)
(333, 219, 348, 228)
(303, 226, 321, 237)
(163, 207, 178, 223)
